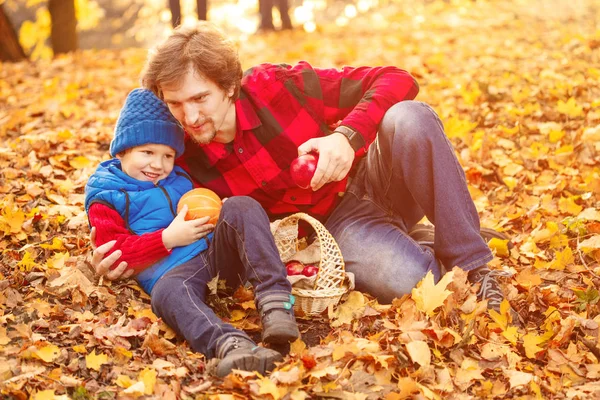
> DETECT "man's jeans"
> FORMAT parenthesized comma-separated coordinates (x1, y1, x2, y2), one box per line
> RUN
(325, 101, 493, 303)
(150, 196, 292, 358)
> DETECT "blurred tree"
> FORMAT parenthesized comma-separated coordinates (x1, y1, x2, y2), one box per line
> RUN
(259, 0, 292, 31)
(48, 0, 78, 53)
(169, 0, 207, 27)
(0, 3, 26, 61)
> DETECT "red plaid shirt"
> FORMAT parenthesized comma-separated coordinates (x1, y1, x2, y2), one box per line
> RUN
(177, 62, 419, 221)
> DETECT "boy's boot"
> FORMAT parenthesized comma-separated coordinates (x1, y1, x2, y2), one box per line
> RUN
(257, 293, 300, 344)
(215, 335, 283, 377)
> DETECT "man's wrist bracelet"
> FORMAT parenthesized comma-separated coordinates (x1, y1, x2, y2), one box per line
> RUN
(333, 126, 365, 151)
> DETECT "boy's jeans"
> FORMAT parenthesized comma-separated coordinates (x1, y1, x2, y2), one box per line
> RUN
(325, 101, 493, 303)
(150, 196, 292, 358)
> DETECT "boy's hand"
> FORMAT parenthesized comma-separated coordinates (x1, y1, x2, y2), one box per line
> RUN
(162, 205, 214, 249)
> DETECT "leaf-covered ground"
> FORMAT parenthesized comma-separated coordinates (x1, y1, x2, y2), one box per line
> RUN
(1, 0, 600, 398)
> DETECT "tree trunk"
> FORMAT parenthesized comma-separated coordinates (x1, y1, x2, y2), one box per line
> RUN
(48, 0, 78, 54)
(196, 0, 207, 21)
(169, 0, 181, 27)
(0, 4, 26, 61)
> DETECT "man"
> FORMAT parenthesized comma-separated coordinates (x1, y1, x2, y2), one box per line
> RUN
(91, 22, 512, 316)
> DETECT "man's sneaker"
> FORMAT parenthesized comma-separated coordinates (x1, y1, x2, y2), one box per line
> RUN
(467, 265, 509, 312)
(257, 293, 300, 344)
(215, 336, 283, 377)
(467, 265, 521, 326)
(408, 224, 513, 249)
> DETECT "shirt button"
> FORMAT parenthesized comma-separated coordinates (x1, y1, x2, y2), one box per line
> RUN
(290, 196, 296, 201)
(238, 148, 243, 153)
(261, 180, 267, 186)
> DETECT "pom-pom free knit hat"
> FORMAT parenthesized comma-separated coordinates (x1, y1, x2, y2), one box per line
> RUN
(110, 88, 184, 157)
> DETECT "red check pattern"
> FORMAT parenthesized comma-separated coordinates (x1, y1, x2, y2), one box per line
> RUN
(177, 62, 419, 221)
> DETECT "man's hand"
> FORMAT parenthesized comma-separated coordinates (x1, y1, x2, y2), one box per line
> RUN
(162, 205, 214, 249)
(90, 227, 134, 281)
(298, 132, 355, 191)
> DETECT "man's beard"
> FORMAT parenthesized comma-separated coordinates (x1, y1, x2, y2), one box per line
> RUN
(189, 124, 217, 145)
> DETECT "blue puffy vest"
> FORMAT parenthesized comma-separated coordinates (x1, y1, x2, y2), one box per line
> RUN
(84, 159, 211, 293)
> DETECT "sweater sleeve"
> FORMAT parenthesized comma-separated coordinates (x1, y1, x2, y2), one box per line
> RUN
(88, 203, 171, 273)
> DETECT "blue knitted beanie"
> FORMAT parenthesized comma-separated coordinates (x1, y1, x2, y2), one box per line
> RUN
(110, 88, 184, 157)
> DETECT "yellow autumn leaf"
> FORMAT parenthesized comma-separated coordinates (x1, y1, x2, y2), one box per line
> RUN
(444, 116, 478, 140)
(139, 368, 157, 395)
(31, 390, 69, 400)
(0, 202, 25, 234)
(76, 0, 106, 30)
(116, 374, 135, 388)
(548, 130, 565, 143)
(412, 270, 454, 316)
(230, 309, 247, 322)
(557, 97, 584, 118)
(86, 350, 110, 371)
(559, 196, 583, 216)
(40, 237, 66, 250)
(502, 326, 519, 346)
(555, 144, 574, 155)
(290, 338, 307, 355)
(405, 340, 431, 368)
(69, 156, 93, 169)
(46, 251, 70, 269)
(18, 250, 37, 272)
(515, 268, 542, 289)
(257, 376, 281, 400)
(33, 344, 61, 363)
(72, 345, 87, 354)
(114, 346, 133, 359)
(548, 247, 574, 270)
(330, 291, 366, 327)
(503, 176, 518, 190)
(523, 332, 545, 358)
(19, 20, 39, 51)
(488, 238, 510, 257)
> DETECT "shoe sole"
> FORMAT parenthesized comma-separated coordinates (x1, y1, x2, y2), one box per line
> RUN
(216, 351, 283, 377)
(262, 321, 300, 344)
(409, 225, 513, 249)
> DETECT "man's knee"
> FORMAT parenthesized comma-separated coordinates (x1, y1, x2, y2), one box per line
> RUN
(221, 196, 263, 217)
(380, 101, 444, 146)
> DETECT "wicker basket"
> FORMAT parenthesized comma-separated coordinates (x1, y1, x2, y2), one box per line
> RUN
(271, 212, 347, 316)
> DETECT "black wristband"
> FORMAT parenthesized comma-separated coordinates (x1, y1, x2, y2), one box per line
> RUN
(333, 125, 365, 152)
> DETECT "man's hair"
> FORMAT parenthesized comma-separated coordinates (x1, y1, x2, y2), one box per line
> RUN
(141, 22, 243, 100)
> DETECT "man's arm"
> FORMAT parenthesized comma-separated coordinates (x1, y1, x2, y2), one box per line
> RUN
(88, 203, 171, 273)
(293, 63, 419, 189)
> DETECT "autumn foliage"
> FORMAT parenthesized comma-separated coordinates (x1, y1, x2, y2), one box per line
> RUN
(1, 0, 600, 398)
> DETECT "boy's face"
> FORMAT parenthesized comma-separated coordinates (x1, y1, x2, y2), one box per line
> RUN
(117, 144, 176, 184)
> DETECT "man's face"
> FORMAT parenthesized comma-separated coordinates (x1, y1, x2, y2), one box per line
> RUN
(117, 144, 176, 184)
(161, 68, 235, 145)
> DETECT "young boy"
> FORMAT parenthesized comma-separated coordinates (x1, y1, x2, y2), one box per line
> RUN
(85, 88, 299, 377)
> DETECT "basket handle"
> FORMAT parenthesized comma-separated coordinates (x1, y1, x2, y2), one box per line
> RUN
(272, 212, 345, 291)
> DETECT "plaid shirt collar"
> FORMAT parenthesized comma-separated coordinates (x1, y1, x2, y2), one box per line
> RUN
(193, 91, 260, 167)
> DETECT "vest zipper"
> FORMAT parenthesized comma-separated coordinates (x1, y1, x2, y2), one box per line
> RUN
(158, 186, 177, 217)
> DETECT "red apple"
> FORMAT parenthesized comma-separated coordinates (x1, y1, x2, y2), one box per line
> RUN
(290, 153, 318, 189)
(286, 261, 305, 276)
(302, 265, 319, 277)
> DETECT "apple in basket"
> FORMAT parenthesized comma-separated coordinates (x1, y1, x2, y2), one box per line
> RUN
(290, 153, 318, 189)
(286, 261, 305, 276)
(302, 264, 319, 277)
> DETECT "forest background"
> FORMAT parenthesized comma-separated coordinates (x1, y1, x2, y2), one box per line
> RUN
(1, 0, 600, 398)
